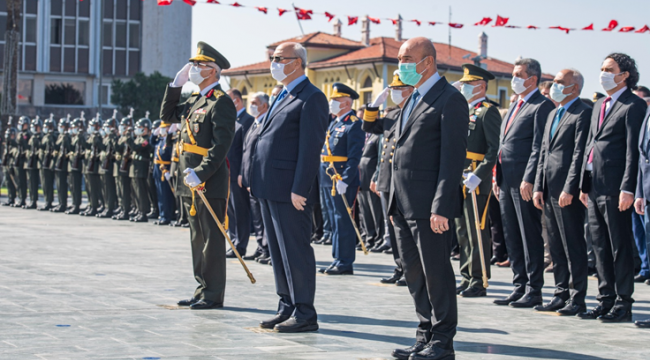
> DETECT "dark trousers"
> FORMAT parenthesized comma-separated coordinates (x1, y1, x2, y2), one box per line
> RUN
(456, 193, 491, 289)
(85, 173, 101, 210)
(393, 209, 457, 349)
(588, 192, 635, 307)
(250, 195, 268, 255)
(311, 197, 324, 240)
(14, 166, 27, 204)
(69, 171, 82, 207)
(55, 170, 68, 207)
(322, 187, 357, 270)
(117, 174, 132, 213)
(489, 195, 507, 262)
(173, 175, 187, 223)
(544, 195, 588, 305)
(320, 187, 332, 240)
(259, 198, 317, 322)
(132, 177, 150, 215)
(27, 168, 39, 204)
(358, 189, 384, 246)
(40, 169, 55, 206)
(5, 167, 16, 202)
(499, 182, 544, 296)
(227, 180, 251, 254)
(380, 191, 401, 272)
(183, 196, 226, 303)
(632, 212, 648, 277)
(102, 173, 117, 213)
(153, 167, 176, 222)
(148, 172, 158, 215)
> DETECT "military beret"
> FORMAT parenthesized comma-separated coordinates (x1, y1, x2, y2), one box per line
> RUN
(459, 63, 495, 82)
(330, 82, 359, 100)
(189, 41, 231, 70)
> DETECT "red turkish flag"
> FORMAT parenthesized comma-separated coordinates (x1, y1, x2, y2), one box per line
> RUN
(389, 18, 398, 25)
(428, 22, 437, 26)
(230, 2, 243, 7)
(369, 17, 381, 24)
(493, 15, 508, 27)
(207, 0, 220, 3)
(550, 26, 570, 34)
(182, 0, 195, 5)
(635, 25, 650, 33)
(449, 23, 463, 29)
(294, 7, 313, 20)
(474, 17, 492, 26)
(324, 12, 335, 22)
(602, 20, 618, 31)
(157, 0, 173, 5)
(255, 7, 267, 14)
(411, 19, 421, 26)
(348, 16, 359, 25)
(582, 23, 594, 30)
(278, 8, 289, 16)
(619, 26, 635, 32)
(527, 25, 539, 29)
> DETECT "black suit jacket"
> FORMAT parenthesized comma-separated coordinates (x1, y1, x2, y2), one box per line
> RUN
(388, 77, 469, 220)
(227, 111, 254, 181)
(241, 120, 262, 189)
(249, 78, 329, 204)
(497, 90, 555, 188)
(362, 108, 399, 193)
(359, 133, 380, 190)
(534, 99, 591, 199)
(580, 88, 647, 196)
(636, 111, 650, 199)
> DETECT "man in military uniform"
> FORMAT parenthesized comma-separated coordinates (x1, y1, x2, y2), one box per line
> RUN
(52, 116, 72, 212)
(112, 117, 134, 220)
(127, 117, 154, 222)
(14, 116, 31, 208)
(169, 124, 189, 227)
(81, 116, 104, 216)
(318, 83, 365, 275)
(2, 122, 18, 207)
(147, 118, 161, 220)
(38, 116, 57, 211)
(23, 117, 42, 209)
(98, 114, 119, 218)
(66, 117, 86, 215)
(152, 122, 176, 225)
(454, 64, 502, 298)
(160, 42, 236, 310)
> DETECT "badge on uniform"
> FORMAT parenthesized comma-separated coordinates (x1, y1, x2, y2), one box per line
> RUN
(194, 108, 206, 114)
(470, 115, 477, 122)
(333, 138, 339, 145)
(335, 126, 345, 132)
(193, 123, 200, 133)
(469, 122, 476, 130)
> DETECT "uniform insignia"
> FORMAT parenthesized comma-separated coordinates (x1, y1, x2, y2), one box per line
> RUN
(143, 140, 149, 146)
(191, 92, 200, 96)
(335, 126, 346, 132)
(207, 89, 214, 98)
(469, 122, 476, 130)
(333, 138, 339, 145)
(194, 108, 206, 114)
(475, 108, 484, 116)
(482, 101, 492, 107)
(348, 115, 359, 123)
(470, 115, 477, 122)
(193, 123, 200, 133)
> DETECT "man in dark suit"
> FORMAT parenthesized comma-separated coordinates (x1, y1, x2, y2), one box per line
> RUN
(226, 88, 255, 257)
(632, 85, 650, 285)
(635, 97, 650, 329)
(240, 91, 271, 263)
(388, 37, 468, 360)
(160, 41, 237, 310)
(249, 42, 329, 332)
(577, 53, 647, 322)
(532, 69, 591, 316)
(493, 58, 555, 308)
(358, 130, 384, 251)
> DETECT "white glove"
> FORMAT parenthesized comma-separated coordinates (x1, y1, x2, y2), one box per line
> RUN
(451, 81, 462, 91)
(153, 128, 160, 136)
(171, 63, 192, 88)
(463, 172, 482, 192)
(336, 181, 348, 195)
(371, 87, 390, 107)
(169, 123, 179, 134)
(164, 172, 172, 181)
(183, 168, 201, 187)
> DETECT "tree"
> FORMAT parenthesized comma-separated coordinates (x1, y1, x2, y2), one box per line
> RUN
(110, 71, 172, 119)
(1, 0, 22, 127)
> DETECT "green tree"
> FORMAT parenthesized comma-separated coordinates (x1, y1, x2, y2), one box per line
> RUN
(111, 71, 172, 119)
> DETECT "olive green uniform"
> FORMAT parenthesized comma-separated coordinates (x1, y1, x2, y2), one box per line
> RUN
(127, 136, 154, 216)
(14, 130, 30, 206)
(83, 133, 104, 212)
(39, 131, 57, 208)
(114, 135, 133, 217)
(54, 132, 72, 209)
(68, 133, 86, 210)
(100, 133, 119, 214)
(3, 137, 18, 204)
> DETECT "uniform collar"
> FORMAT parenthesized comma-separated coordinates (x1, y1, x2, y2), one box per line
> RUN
(200, 81, 220, 97)
(469, 97, 486, 109)
(336, 110, 355, 122)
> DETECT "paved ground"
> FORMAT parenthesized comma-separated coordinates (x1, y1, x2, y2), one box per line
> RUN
(0, 198, 649, 360)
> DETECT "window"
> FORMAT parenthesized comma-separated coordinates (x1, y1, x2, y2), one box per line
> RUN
(498, 87, 508, 108)
(101, 85, 111, 105)
(0, 1, 39, 71)
(18, 79, 33, 105)
(360, 76, 373, 106)
(103, 0, 142, 76)
(78, 20, 89, 46)
(44, 81, 86, 105)
(50, 0, 90, 73)
(362, 76, 373, 88)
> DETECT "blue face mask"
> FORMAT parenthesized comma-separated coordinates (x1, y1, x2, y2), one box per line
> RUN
(399, 57, 428, 86)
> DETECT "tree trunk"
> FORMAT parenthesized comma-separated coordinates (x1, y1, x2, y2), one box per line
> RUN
(1, 0, 22, 128)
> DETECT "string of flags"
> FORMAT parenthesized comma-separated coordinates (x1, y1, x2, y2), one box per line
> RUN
(155, 0, 650, 34)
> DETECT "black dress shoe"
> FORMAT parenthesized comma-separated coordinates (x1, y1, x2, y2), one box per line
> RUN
(181, 222, 190, 228)
(153, 220, 171, 226)
(147, 211, 159, 219)
(634, 274, 649, 283)
(313, 238, 328, 245)
(133, 215, 148, 223)
(646, 279, 650, 286)
(598, 306, 632, 322)
(455, 284, 468, 295)
(383, 248, 393, 254)
(1, 201, 14, 206)
(391, 341, 427, 360)
(510, 294, 543, 308)
(635, 319, 650, 328)
(494, 292, 523, 306)
(81, 210, 98, 216)
(257, 256, 272, 265)
(259, 314, 291, 329)
(97, 212, 112, 218)
(190, 299, 223, 310)
(411, 344, 455, 360)
(371, 243, 391, 253)
(225, 250, 237, 258)
(577, 304, 612, 320)
(274, 317, 318, 333)
(113, 213, 130, 221)
(177, 298, 199, 306)
(318, 265, 332, 274)
(243, 250, 263, 261)
(556, 302, 586, 316)
(534, 296, 566, 312)
(490, 256, 499, 265)
(37, 204, 52, 211)
(396, 278, 407, 286)
(13, 201, 26, 208)
(380, 271, 403, 284)
(24, 203, 37, 209)
(460, 287, 486, 298)
(65, 207, 80, 215)
(324, 266, 353, 275)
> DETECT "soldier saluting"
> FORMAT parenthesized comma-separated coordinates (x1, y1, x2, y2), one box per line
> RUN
(160, 42, 236, 310)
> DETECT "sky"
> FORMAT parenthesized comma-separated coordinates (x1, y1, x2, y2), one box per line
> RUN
(189, 0, 650, 96)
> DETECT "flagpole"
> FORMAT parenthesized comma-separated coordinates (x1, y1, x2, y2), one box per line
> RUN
(292, 3, 305, 36)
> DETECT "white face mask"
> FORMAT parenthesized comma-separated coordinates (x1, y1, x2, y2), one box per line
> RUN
(390, 89, 406, 104)
(550, 83, 574, 103)
(43, 127, 49, 134)
(118, 125, 125, 134)
(460, 84, 479, 101)
(250, 104, 260, 118)
(189, 65, 208, 85)
(159, 127, 167, 137)
(329, 99, 343, 115)
(71, 128, 79, 135)
(270, 60, 296, 82)
(600, 71, 623, 91)
(58, 126, 65, 133)
(134, 127, 144, 136)
(99, 129, 106, 137)
(511, 76, 531, 95)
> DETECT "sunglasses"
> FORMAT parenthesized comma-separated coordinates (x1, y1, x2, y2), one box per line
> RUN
(269, 56, 298, 63)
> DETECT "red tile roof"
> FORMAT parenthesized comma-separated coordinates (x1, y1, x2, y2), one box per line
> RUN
(267, 31, 364, 49)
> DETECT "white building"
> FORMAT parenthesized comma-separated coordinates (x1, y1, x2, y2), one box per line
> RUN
(0, 0, 191, 118)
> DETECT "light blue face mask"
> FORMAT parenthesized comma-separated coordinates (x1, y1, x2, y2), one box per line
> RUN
(398, 57, 429, 86)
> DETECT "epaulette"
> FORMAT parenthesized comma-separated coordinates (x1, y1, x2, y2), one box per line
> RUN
(482, 101, 492, 108)
(349, 115, 359, 123)
(191, 92, 200, 96)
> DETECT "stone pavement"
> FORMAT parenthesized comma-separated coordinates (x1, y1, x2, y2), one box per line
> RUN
(0, 201, 648, 360)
